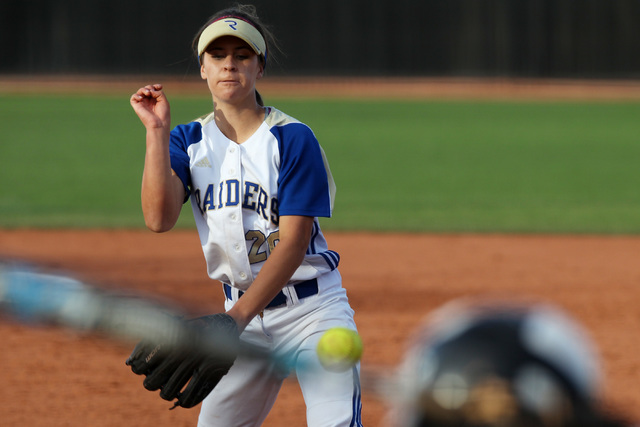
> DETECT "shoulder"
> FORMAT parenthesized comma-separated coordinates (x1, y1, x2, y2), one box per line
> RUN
(265, 107, 301, 127)
(171, 120, 202, 140)
(265, 107, 316, 142)
(170, 113, 214, 147)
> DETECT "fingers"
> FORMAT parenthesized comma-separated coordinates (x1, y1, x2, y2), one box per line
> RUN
(130, 84, 164, 103)
(130, 83, 172, 129)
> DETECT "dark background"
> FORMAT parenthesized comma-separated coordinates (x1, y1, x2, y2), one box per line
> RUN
(1, 0, 639, 78)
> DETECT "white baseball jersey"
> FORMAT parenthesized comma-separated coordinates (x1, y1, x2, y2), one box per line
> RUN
(169, 107, 363, 427)
(169, 107, 339, 292)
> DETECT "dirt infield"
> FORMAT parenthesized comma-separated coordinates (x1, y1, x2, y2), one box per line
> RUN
(1, 229, 640, 426)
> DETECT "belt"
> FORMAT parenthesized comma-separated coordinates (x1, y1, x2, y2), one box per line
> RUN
(223, 278, 318, 309)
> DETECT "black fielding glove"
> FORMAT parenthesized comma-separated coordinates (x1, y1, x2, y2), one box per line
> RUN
(126, 313, 239, 409)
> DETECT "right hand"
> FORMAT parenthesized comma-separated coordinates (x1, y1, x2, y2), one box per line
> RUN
(130, 84, 171, 129)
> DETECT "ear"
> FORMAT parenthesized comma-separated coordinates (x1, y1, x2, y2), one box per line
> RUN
(256, 62, 265, 80)
(200, 60, 207, 80)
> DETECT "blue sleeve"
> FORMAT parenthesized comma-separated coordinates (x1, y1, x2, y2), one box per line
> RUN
(273, 123, 332, 218)
(169, 122, 202, 199)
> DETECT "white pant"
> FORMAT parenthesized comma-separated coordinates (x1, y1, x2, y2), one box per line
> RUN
(198, 270, 362, 427)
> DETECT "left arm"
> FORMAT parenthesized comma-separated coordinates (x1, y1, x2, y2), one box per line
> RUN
(226, 215, 314, 332)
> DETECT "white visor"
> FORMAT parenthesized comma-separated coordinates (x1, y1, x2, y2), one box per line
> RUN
(197, 17, 266, 58)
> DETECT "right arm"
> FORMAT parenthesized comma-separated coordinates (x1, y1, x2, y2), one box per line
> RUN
(130, 84, 185, 232)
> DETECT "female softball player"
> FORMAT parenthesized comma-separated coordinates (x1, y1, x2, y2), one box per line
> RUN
(128, 4, 362, 426)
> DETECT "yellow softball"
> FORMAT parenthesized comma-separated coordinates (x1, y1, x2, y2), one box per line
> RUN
(316, 327, 363, 372)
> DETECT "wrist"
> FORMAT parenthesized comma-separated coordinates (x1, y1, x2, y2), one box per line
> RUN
(225, 306, 253, 332)
(146, 125, 170, 137)
(145, 127, 171, 149)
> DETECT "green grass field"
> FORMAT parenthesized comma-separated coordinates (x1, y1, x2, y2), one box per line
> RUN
(1, 93, 639, 233)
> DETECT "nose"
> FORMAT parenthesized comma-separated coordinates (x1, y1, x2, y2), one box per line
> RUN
(223, 55, 237, 71)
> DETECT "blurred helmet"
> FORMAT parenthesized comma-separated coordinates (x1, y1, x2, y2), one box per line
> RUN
(393, 300, 603, 427)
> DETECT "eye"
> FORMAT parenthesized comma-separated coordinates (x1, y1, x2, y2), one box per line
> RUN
(205, 49, 225, 60)
(235, 48, 254, 60)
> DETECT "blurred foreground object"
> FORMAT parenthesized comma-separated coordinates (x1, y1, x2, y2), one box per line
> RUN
(391, 299, 630, 427)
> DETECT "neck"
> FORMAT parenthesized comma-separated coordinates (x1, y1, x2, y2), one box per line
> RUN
(213, 99, 265, 144)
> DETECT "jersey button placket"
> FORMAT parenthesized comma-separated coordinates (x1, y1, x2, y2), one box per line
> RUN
(227, 142, 250, 286)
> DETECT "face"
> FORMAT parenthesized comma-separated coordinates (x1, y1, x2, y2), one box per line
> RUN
(200, 36, 264, 106)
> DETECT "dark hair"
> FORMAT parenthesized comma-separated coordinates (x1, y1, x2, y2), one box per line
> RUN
(191, 3, 278, 70)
